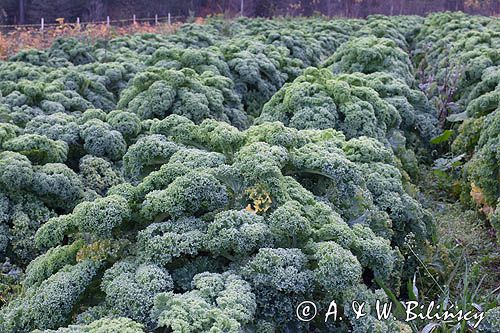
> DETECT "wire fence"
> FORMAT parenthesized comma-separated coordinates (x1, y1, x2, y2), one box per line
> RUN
(0, 14, 187, 30)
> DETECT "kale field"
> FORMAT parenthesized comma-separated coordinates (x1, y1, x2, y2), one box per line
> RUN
(0, 12, 498, 333)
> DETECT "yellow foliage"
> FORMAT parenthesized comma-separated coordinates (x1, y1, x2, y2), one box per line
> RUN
(245, 184, 272, 214)
(76, 239, 127, 263)
(470, 182, 494, 215)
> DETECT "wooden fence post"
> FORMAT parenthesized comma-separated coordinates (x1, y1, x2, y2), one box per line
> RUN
(133, 14, 136, 25)
(168, 12, 171, 25)
(77, 17, 80, 25)
(106, 16, 110, 27)
(155, 14, 158, 25)
(40, 17, 44, 31)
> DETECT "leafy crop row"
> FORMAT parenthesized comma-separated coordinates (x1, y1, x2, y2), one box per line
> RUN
(0, 13, 497, 333)
(414, 12, 499, 226)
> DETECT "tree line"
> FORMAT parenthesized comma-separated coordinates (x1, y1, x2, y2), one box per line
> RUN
(1, 0, 498, 26)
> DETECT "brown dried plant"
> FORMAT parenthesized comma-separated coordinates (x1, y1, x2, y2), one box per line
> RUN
(0, 21, 180, 60)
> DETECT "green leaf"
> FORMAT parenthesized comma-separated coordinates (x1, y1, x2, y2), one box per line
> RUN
(407, 273, 419, 302)
(432, 169, 449, 179)
(430, 130, 454, 144)
(446, 111, 468, 122)
(432, 154, 465, 171)
(375, 277, 418, 332)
